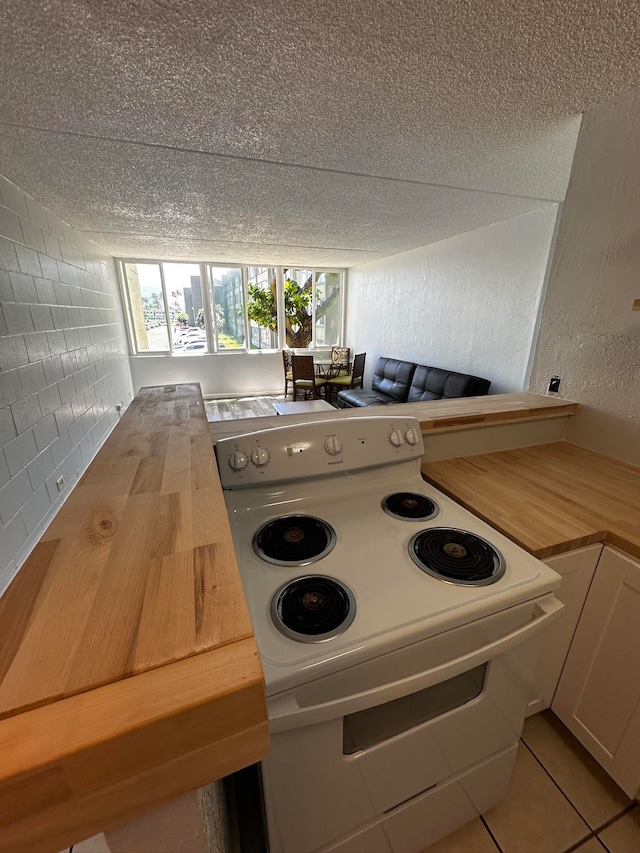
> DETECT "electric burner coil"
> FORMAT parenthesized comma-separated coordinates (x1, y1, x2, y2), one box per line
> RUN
(253, 515, 336, 566)
(409, 527, 505, 586)
(382, 492, 439, 521)
(270, 575, 356, 643)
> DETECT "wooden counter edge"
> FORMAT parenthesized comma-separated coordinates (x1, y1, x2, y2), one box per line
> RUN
(417, 401, 579, 433)
(208, 394, 579, 444)
(0, 637, 268, 853)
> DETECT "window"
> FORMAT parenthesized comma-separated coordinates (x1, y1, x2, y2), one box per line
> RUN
(247, 266, 278, 350)
(164, 263, 207, 351)
(123, 262, 171, 352)
(314, 271, 342, 347)
(207, 266, 245, 349)
(120, 260, 344, 354)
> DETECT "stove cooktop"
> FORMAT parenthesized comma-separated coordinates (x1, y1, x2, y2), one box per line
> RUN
(222, 465, 557, 694)
(216, 417, 560, 695)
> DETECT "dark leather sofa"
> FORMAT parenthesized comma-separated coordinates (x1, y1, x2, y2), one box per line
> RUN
(336, 357, 491, 408)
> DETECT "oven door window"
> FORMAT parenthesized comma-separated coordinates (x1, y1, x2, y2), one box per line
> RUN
(343, 663, 487, 755)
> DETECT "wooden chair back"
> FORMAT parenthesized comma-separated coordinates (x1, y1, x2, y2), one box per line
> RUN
(330, 346, 350, 370)
(292, 354, 316, 382)
(282, 350, 294, 396)
(292, 355, 326, 400)
(350, 352, 366, 387)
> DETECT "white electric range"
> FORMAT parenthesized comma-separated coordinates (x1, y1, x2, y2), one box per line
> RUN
(216, 416, 561, 853)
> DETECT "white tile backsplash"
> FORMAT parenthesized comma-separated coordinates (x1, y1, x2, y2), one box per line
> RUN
(19, 219, 47, 254)
(27, 447, 55, 491)
(0, 270, 13, 301)
(0, 334, 29, 370)
(4, 429, 38, 477)
(0, 174, 133, 593)
(0, 236, 21, 272)
(21, 484, 52, 535)
(0, 469, 33, 525)
(4, 301, 35, 333)
(0, 368, 23, 408)
(0, 451, 10, 491)
(10, 270, 39, 303)
(11, 394, 42, 433)
(33, 412, 59, 452)
(0, 407, 17, 446)
(0, 206, 24, 244)
(38, 383, 62, 417)
(15, 244, 43, 277)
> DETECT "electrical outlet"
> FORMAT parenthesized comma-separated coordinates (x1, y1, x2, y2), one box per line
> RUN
(56, 475, 65, 492)
(548, 376, 561, 394)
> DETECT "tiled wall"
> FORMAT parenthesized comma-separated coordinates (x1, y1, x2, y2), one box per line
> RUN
(0, 176, 133, 594)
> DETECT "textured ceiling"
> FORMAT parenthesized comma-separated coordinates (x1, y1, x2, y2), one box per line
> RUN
(1, 1, 639, 266)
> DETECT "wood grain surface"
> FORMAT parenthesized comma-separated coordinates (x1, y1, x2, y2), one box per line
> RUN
(0, 639, 267, 853)
(0, 384, 268, 851)
(208, 391, 578, 443)
(422, 442, 640, 559)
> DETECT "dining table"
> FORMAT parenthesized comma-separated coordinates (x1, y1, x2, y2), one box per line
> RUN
(313, 355, 350, 378)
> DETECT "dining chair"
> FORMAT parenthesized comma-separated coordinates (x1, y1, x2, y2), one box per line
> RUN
(327, 346, 351, 378)
(325, 352, 366, 403)
(292, 355, 328, 400)
(282, 350, 294, 397)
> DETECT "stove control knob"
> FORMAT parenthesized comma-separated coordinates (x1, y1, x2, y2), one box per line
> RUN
(324, 436, 343, 456)
(229, 450, 248, 471)
(404, 427, 419, 446)
(388, 428, 404, 447)
(251, 447, 270, 467)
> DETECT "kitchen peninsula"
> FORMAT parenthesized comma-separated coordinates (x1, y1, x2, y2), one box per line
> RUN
(0, 387, 584, 851)
(0, 384, 268, 853)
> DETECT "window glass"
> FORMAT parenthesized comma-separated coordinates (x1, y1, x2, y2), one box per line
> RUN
(121, 260, 345, 355)
(247, 267, 278, 349)
(284, 268, 313, 348)
(209, 266, 245, 349)
(314, 271, 342, 347)
(123, 262, 170, 352)
(163, 263, 208, 353)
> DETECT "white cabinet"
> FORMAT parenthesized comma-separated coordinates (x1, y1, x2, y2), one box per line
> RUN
(527, 544, 602, 716)
(552, 546, 640, 798)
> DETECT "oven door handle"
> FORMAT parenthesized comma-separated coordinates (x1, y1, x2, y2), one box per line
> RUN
(267, 594, 563, 732)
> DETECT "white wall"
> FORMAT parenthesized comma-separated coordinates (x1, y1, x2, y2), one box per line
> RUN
(345, 206, 559, 393)
(130, 350, 283, 398)
(0, 176, 133, 592)
(529, 89, 640, 467)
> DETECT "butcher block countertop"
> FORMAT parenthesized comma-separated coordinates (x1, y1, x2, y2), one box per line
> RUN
(0, 384, 268, 853)
(208, 391, 578, 443)
(422, 442, 640, 560)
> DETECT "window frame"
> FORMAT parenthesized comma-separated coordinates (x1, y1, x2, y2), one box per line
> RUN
(117, 258, 346, 356)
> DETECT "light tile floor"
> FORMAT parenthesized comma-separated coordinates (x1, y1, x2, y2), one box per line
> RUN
(424, 711, 639, 853)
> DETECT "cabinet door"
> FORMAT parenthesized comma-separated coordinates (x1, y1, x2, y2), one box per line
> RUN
(552, 547, 640, 797)
(527, 544, 601, 716)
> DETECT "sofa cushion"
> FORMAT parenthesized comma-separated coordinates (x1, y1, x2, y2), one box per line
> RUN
(371, 357, 417, 402)
(337, 388, 393, 407)
(337, 356, 491, 408)
(406, 365, 491, 402)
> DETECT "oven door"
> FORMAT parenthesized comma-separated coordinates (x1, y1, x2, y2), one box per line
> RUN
(262, 594, 561, 853)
